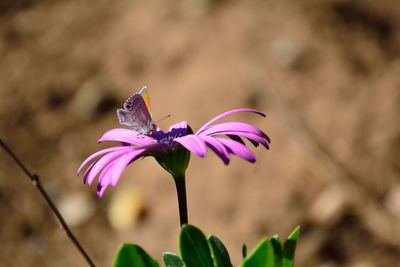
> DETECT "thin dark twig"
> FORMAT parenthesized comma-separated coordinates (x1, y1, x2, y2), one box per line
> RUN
(0, 138, 95, 267)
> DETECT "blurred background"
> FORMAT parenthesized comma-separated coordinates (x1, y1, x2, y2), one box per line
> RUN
(1, 0, 400, 266)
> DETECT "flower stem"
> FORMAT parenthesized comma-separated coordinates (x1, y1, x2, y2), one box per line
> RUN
(174, 176, 188, 227)
(0, 138, 95, 267)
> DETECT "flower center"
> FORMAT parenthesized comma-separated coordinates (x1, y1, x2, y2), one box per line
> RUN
(157, 133, 183, 145)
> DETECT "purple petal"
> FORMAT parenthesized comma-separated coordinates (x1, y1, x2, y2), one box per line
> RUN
(227, 135, 245, 145)
(149, 130, 166, 141)
(247, 138, 259, 147)
(227, 134, 263, 148)
(198, 122, 270, 142)
(97, 183, 107, 197)
(77, 146, 131, 176)
(216, 138, 256, 163)
(204, 130, 270, 149)
(147, 143, 170, 152)
(110, 149, 146, 186)
(131, 142, 168, 154)
(155, 126, 165, 132)
(173, 135, 207, 157)
(97, 159, 116, 186)
(87, 147, 134, 186)
(98, 128, 157, 146)
(201, 136, 230, 164)
(96, 148, 147, 188)
(83, 159, 99, 184)
(196, 109, 266, 134)
(149, 128, 166, 140)
(168, 121, 188, 135)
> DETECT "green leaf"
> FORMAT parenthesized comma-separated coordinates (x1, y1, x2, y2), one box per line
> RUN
(270, 236, 282, 267)
(208, 235, 233, 267)
(180, 224, 214, 267)
(240, 239, 275, 267)
(282, 226, 300, 267)
(242, 244, 247, 259)
(163, 252, 184, 267)
(113, 243, 159, 267)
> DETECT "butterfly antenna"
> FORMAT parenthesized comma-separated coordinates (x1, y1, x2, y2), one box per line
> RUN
(155, 114, 172, 123)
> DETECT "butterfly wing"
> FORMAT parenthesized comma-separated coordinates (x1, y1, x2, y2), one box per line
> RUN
(117, 91, 155, 134)
(139, 86, 152, 117)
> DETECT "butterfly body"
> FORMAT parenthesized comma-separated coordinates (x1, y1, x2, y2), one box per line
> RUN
(117, 86, 156, 134)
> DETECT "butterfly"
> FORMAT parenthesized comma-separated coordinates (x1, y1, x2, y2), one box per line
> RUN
(117, 86, 157, 134)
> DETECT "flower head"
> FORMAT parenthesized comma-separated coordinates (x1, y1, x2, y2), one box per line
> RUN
(77, 108, 270, 197)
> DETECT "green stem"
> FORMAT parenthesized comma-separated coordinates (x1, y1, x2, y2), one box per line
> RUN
(174, 176, 188, 227)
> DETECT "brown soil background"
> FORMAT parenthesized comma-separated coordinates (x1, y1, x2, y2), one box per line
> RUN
(1, 0, 400, 266)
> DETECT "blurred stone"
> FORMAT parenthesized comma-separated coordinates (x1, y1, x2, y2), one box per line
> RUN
(57, 192, 95, 227)
(267, 40, 305, 69)
(384, 184, 400, 221)
(246, 87, 266, 110)
(59, 131, 81, 158)
(12, 8, 41, 38)
(392, 59, 400, 74)
(308, 185, 350, 225)
(71, 76, 116, 121)
(34, 112, 64, 140)
(28, 233, 47, 255)
(180, 0, 211, 18)
(107, 187, 147, 230)
(350, 262, 376, 267)
(318, 262, 338, 267)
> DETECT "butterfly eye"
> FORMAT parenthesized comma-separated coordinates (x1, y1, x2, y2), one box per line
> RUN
(124, 102, 132, 110)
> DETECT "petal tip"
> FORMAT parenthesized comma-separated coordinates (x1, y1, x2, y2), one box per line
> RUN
(97, 184, 106, 197)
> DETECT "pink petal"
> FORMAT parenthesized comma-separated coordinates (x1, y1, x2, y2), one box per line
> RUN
(98, 159, 116, 186)
(110, 149, 146, 186)
(216, 138, 256, 163)
(97, 184, 107, 197)
(198, 122, 270, 142)
(168, 121, 187, 133)
(98, 128, 157, 146)
(173, 135, 207, 157)
(146, 143, 170, 152)
(87, 147, 133, 186)
(96, 148, 147, 189)
(196, 109, 265, 134)
(201, 136, 230, 164)
(83, 159, 99, 184)
(77, 146, 130, 175)
(206, 130, 269, 149)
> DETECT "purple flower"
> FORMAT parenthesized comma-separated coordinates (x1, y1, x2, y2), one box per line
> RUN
(77, 109, 270, 197)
